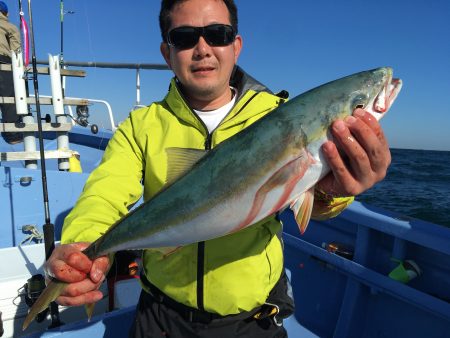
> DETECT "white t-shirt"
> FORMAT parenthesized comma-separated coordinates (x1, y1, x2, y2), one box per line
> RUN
(194, 88, 237, 133)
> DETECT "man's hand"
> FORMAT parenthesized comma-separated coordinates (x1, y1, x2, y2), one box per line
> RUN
(44, 242, 110, 306)
(317, 108, 391, 197)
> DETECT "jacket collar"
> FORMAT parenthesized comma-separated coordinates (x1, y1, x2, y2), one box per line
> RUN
(230, 66, 272, 99)
(164, 66, 274, 133)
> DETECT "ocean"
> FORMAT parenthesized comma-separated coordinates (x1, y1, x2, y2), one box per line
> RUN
(356, 148, 450, 227)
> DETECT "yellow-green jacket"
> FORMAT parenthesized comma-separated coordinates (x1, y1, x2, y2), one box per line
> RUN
(62, 67, 353, 316)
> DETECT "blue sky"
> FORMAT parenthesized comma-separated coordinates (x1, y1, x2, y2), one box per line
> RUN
(6, 0, 450, 151)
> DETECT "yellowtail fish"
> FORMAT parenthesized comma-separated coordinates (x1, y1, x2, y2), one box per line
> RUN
(23, 67, 402, 330)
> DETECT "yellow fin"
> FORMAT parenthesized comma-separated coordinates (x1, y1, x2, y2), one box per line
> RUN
(290, 187, 315, 234)
(166, 147, 207, 183)
(85, 303, 96, 321)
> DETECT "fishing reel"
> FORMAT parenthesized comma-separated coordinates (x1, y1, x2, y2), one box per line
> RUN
(59, 106, 98, 134)
(75, 105, 99, 134)
(39, 105, 99, 134)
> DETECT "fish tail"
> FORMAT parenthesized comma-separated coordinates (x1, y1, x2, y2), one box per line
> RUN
(22, 279, 67, 331)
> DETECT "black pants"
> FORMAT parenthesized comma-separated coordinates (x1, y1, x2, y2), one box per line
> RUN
(0, 55, 22, 143)
(129, 272, 294, 338)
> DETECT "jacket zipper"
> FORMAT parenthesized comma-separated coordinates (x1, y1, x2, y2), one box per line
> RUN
(193, 92, 260, 311)
(197, 134, 211, 311)
(197, 241, 206, 310)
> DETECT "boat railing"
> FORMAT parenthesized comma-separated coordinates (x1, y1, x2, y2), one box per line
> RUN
(0, 52, 170, 171)
(31, 94, 117, 131)
(39, 59, 170, 126)
(0, 52, 88, 170)
(35, 59, 170, 131)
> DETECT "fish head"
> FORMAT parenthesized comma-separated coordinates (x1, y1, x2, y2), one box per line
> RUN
(348, 67, 402, 121)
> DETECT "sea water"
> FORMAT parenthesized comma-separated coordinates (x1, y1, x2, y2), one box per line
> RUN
(357, 148, 450, 227)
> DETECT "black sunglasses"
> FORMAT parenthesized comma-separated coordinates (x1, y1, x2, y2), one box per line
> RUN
(167, 24, 236, 50)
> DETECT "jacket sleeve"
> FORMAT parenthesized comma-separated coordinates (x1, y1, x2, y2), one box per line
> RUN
(7, 24, 21, 52)
(61, 117, 144, 244)
(311, 189, 354, 220)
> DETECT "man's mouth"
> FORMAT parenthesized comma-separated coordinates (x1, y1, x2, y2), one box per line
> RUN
(192, 66, 215, 73)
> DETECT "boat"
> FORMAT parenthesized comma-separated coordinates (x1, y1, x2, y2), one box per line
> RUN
(1, 51, 449, 337)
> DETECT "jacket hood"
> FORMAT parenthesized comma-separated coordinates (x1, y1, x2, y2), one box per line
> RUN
(230, 65, 273, 99)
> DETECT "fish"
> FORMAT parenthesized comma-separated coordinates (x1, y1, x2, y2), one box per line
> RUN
(23, 67, 402, 330)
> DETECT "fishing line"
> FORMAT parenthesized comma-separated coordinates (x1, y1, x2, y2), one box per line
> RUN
(82, 0, 97, 74)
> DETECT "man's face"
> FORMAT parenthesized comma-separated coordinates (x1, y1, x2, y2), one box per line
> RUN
(160, 0, 242, 109)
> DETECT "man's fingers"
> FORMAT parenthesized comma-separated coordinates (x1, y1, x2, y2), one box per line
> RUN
(54, 243, 93, 273)
(351, 109, 391, 176)
(330, 119, 375, 191)
(61, 275, 105, 297)
(318, 110, 392, 198)
(90, 256, 110, 283)
(48, 259, 88, 282)
(353, 109, 386, 141)
(57, 290, 104, 307)
(322, 140, 358, 196)
(65, 252, 93, 274)
(45, 243, 93, 282)
(56, 274, 105, 306)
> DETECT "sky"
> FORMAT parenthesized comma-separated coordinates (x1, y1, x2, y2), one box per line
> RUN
(5, 0, 450, 151)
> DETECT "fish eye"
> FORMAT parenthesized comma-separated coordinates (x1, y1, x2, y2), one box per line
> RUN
(351, 94, 368, 110)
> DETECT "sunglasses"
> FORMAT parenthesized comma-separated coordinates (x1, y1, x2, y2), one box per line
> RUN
(167, 24, 236, 50)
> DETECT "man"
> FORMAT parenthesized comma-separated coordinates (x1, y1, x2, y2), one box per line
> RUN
(0, 1, 22, 144)
(45, 0, 391, 337)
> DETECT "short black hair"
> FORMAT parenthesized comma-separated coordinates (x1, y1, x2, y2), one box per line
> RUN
(159, 0, 238, 42)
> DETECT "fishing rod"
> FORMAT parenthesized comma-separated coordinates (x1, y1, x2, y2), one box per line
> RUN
(60, 0, 64, 91)
(60, 0, 64, 67)
(59, 0, 74, 92)
(26, 0, 62, 328)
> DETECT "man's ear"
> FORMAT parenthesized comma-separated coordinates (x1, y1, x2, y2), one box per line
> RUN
(233, 35, 243, 63)
(160, 42, 172, 69)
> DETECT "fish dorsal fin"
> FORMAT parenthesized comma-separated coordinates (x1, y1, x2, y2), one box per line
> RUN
(166, 147, 207, 183)
(290, 187, 315, 234)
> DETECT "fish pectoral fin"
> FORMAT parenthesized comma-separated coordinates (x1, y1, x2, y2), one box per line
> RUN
(166, 147, 208, 183)
(151, 246, 182, 258)
(290, 187, 315, 234)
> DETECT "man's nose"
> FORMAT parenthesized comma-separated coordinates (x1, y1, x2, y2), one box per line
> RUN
(193, 36, 212, 57)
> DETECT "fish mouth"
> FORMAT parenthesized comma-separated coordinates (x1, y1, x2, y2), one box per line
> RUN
(372, 69, 403, 120)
